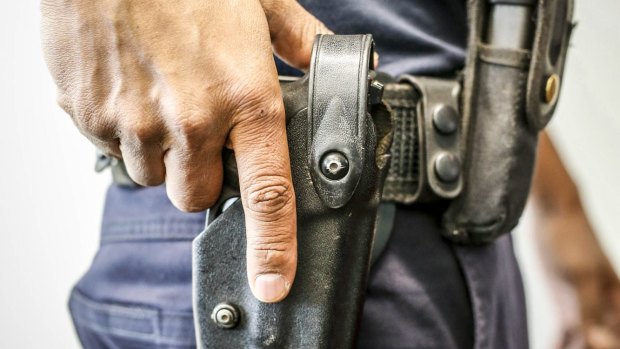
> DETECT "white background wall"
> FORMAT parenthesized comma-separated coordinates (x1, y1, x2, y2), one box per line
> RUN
(0, 1, 618, 348)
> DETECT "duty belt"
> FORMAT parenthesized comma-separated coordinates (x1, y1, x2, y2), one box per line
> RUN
(93, 0, 575, 346)
(98, 77, 461, 205)
(97, 75, 458, 270)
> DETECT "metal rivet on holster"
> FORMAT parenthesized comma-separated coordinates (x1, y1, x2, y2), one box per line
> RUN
(211, 303, 240, 329)
(320, 152, 350, 180)
(432, 105, 459, 134)
(434, 152, 461, 183)
(544, 74, 560, 105)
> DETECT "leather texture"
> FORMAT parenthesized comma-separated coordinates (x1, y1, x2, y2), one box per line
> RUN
(444, 48, 536, 244)
(192, 35, 392, 349)
(381, 75, 465, 205)
(526, 0, 574, 129)
(442, 0, 574, 244)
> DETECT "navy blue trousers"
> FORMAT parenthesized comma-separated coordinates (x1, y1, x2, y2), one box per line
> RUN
(69, 185, 528, 348)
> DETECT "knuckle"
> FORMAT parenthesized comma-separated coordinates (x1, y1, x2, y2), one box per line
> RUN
(124, 162, 165, 187)
(73, 101, 115, 141)
(248, 233, 294, 268)
(224, 83, 284, 126)
(170, 193, 217, 213)
(293, 20, 327, 66)
(296, 20, 321, 48)
(168, 186, 219, 213)
(126, 121, 161, 144)
(245, 175, 293, 219)
(173, 109, 212, 147)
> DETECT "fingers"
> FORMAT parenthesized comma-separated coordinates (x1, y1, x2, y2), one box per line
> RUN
(229, 94, 297, 303)
(119, 121, 167, 187)
(163, 114, 226, 212)
(163, 147, 224, 212)
(45, 0, 304, 304)
(575, 273, 620, 349)
(261, 0, 333, 70)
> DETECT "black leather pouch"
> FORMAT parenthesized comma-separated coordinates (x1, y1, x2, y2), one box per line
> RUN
(443, 0, 574, 244)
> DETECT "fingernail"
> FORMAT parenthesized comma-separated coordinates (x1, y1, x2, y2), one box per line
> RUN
(254, 273, 290, 303)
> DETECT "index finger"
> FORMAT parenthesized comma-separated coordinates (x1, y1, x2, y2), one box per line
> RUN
(228, 93, 297, 304)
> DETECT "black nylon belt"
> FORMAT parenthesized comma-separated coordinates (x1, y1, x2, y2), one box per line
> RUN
(380, 82, 422, 203)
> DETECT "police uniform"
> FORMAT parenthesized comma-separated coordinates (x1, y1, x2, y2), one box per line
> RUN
(68, 1, 529, 348)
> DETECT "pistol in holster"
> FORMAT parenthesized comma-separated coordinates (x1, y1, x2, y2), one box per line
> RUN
(98, 0, 575, 347)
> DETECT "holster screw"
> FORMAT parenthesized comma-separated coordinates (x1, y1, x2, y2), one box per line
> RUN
(211, 303, 240, 329)
(320, 152, 349, 180)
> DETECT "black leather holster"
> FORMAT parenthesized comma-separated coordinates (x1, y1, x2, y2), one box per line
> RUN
(193, 35, 392, 348)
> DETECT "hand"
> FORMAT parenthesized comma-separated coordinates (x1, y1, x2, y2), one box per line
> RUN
(41, 0, 331, 303)
(533, 132, 620, 348)
(541, 214, 620, 349)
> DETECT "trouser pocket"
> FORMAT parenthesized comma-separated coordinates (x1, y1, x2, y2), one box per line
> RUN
(69, 185, 205, 348)
(69, 289, 195, 349)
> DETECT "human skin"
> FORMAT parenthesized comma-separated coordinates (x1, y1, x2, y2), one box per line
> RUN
(42, 0, 619, 338)
(40, 0, 331, 303)
(532, 132, 620, 349)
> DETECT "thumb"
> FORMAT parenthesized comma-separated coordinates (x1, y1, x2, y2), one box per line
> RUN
(229, 97, 297, 304)
(261, 0, 333, 69)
